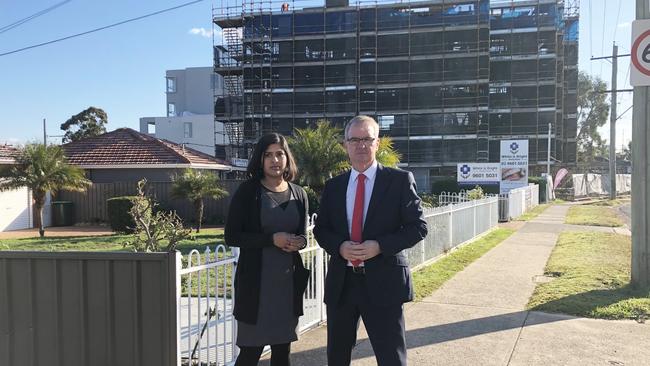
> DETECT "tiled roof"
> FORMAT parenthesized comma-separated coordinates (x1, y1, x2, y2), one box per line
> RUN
(62, 128, 231, 169)
(0, 144, 19, 163)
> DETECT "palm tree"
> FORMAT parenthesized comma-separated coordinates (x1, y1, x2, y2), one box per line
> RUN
(289, 120, 401, 194)
(0, 144, 90, 237)
(376, 136, 401, 168)
(170, 169, 228, 233)
(288, 120, 348, 194)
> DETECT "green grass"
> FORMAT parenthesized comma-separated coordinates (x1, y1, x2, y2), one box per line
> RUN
(412, 228, 515, 301)
(516, 203, 550, 221)
(527, 232, 650, 320)
(565, 205, 624, 227)
(586, 198, 631, 207)
(0, 228, 226, 255)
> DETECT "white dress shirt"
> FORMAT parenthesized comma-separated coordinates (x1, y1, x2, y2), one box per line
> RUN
(345, 160, 378, 266)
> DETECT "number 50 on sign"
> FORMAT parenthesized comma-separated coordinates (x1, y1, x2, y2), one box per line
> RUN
(631, 19, 650, 86)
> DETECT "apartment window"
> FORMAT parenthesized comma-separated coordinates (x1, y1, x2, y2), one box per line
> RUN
(184, 122, 193, 138)
(147, 122, 156, 134)
(167, 103, 176, 117)
(166, 77, 176, 93)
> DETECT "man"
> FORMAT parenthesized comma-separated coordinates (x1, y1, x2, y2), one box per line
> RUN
(314, 115, 428, 366)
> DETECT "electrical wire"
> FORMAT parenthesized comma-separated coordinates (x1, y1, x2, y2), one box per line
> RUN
(0, 0, 206, 57)
(0, 0, 72, 35)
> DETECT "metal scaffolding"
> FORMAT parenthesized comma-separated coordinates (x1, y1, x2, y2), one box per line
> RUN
(212, 0, 579, 179)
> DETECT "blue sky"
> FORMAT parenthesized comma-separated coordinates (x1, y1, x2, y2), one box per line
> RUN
(0, 0, 636, 151)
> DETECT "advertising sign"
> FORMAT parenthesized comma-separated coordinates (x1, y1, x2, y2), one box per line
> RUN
(500, 140, 529, 194)
(457, 163, 500, 185)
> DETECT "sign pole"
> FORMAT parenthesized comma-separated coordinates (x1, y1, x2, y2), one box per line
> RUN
(631, 0, 650, 288)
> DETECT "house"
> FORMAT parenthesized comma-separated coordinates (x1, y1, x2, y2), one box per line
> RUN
(0, 144, 36, 231)
(59, 128, 244, 224)
(139, 67, 228, 158)
(62, 128, 241, 183)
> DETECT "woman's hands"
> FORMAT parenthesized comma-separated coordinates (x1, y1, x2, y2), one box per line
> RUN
(273, 232, 306, 252)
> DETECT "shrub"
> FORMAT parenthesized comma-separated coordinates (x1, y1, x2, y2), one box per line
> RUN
(420, 193, 438, 208)
(431, 178, 499, 195)
(124, 179, 191, 252)
(107, 196, 139, 233)
(467, 185, 485, 200)
(304, 186, 320, 215)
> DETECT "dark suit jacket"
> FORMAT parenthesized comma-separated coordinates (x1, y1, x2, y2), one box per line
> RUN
(224, 179, 309, 324)
(314, 165, 428, 306)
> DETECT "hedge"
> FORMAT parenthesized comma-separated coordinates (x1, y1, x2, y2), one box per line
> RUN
(106, 196, 139, 233)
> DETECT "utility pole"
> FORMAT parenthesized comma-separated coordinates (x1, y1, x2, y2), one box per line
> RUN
(632, 0, 650, 289)
(609, 43, 618, 200)
(43, 118, 47, 145)
(592, 46, 632, 199)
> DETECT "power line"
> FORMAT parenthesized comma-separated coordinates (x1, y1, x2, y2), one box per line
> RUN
(589, 0, 593, 74)
(612, 0, 623, 41)
(0, 0, 206, 57)
(600, 0, 607, 77)
(0, 0, 72, 35)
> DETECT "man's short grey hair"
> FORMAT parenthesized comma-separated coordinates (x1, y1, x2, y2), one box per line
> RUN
(344, 115, 379, 140)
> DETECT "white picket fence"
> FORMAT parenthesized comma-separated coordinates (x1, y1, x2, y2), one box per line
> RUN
(177, 196, 500, 365)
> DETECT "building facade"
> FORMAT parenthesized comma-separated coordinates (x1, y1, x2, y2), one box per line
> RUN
(213, 0, 579, 189)
(140, 67, 228, 157)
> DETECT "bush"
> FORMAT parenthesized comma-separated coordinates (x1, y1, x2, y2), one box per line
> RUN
(529, 176, 548, 202)
(107, 196, 139, 233)
(420, 193, 438, 208)
(431, 178, 499, 195)
(304, 186, 320, 215)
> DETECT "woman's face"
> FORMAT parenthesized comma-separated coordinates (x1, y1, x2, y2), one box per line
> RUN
(262, 143, 288, 179)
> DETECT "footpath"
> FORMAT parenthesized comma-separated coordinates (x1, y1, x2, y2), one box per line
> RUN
(263, 204, 649, 366)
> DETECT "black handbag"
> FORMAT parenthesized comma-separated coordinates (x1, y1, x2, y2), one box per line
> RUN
(293, 253, 311, 296)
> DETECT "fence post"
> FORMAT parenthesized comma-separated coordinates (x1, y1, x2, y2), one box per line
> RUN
(448, 206, 453, 249)
(316, 239, 325, 323)
(473, 199, 477, 237)
(171, 251, 182, 366)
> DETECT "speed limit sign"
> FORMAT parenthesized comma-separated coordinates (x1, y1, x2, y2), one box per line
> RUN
(631, 19, 650, 86)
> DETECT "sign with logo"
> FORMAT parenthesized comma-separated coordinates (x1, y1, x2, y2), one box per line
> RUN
(500, 140, 529, 194)
(457, 163, 500, 185)
(230, 158, 249, 168)
(631, 19, 650, 86)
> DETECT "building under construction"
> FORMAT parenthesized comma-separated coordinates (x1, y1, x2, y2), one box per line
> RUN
(213, 0, 579, 189)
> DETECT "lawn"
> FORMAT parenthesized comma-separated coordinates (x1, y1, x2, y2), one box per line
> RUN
(515, 203, 550, 221)
(565, 205, 624, 227)
(412, 228, 515, 301)
(0, 228, 226, 254)
(527, 232, 650, 320)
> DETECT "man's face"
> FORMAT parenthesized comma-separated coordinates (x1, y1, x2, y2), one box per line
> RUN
(345, 121, 379, 170)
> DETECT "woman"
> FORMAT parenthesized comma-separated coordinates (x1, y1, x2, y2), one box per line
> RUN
(225, 133, 310, 366)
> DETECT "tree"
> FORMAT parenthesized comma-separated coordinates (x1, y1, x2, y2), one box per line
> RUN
(288, 120, 402, 194)
(577, 72, 610, 163)
(126, 179, 191, 252)
(288, 121, 349, 193)
(60, 106, 108, 143)
(375, 136, 401, 168)
(0, 144, 90, 237)
(171, 169, 229, 233)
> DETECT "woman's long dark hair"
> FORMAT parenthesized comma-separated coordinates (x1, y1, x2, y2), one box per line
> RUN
(246, 133, 298, 181)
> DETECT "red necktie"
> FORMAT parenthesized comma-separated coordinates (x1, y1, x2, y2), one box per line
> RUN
(350, 174, 366, 267)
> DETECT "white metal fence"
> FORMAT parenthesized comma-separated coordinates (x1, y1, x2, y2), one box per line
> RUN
(176, 197, 501, 365)
(498, 184, 540, 221)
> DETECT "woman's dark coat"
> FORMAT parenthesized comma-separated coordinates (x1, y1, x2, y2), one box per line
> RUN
(224, 179, 309, 324)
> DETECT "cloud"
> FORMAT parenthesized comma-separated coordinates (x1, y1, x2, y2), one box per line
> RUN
(188, 27, 214, 38)
(618, 22, 631, 28)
